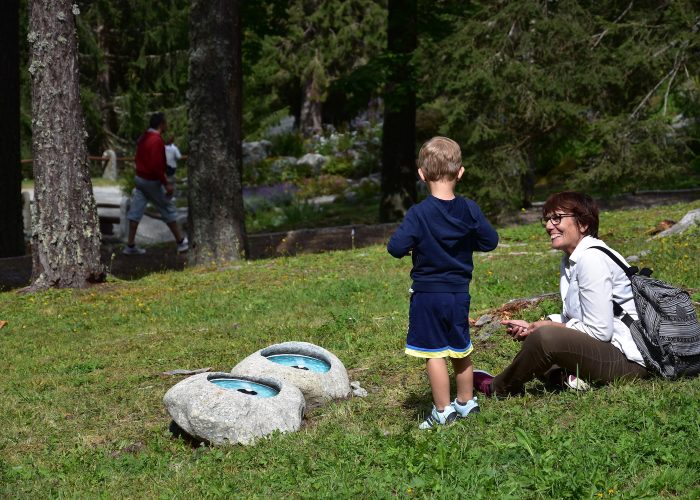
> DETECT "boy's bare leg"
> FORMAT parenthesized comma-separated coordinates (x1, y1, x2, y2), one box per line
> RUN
(426, 358, 451, 410)
(452, 356, 474, 403)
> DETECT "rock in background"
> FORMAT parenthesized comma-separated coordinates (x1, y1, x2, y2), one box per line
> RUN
(231, 341, 351, 407)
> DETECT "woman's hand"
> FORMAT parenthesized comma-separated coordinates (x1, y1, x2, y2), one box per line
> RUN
(526, 320, 559, 335)
(500, 319, 530, 341)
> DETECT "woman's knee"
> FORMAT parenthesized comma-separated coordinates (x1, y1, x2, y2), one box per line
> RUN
(523, 326, 562, 352)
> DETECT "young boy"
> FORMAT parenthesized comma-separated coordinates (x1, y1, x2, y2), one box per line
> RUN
(387, 136, 499, 429)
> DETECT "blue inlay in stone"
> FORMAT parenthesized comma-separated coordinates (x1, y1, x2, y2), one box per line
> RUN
(210, 378, 279, 397)
(266, 354, 330, 373)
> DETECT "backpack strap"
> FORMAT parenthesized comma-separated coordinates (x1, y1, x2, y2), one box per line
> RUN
(589, 246, 636, 328)
(589, 246, 638, 276)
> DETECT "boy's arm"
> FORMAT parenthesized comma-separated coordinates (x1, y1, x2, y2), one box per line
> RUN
(470, 202, 499, 252)
(387, 209, 418, 258)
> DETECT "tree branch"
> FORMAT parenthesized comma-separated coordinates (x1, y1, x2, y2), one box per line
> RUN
(591, 1, 634, 48)
(630, 67, 673, 119)
(662, 62, 679, 116)
(632, 52, 682, 119)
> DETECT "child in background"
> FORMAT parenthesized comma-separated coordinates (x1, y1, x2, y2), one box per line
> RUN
(165, 136, 182, 186)
(387, 136, 499, 429)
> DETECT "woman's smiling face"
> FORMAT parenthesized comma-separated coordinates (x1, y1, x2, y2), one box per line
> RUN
(545, 210, 588, 255)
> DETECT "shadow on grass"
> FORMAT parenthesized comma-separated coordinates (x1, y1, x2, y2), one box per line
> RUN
(0, 242, 187, 292)
(402, 390, 433, 419)
(169, 420, 210, 448)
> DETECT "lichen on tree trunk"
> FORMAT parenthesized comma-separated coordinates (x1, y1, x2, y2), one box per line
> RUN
(187, 0, 247, 265)
(27, 0, 105, 290)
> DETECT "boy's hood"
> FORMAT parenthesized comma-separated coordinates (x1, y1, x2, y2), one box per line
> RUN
(423, 196, 478, 246)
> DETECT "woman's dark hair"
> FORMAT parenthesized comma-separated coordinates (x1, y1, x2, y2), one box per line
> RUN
(149, 112, 166, 129)
(542, 191, 599, 237)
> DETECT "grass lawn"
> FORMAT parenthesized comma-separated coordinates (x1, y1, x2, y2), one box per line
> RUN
(1, 201, 699, 497)
(21, 178, 121, 190)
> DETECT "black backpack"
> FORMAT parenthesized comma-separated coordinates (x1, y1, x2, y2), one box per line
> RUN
(591, 246, 700, 379)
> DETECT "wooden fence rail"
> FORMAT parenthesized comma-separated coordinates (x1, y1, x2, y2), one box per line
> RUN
(21, 155, 188, 164)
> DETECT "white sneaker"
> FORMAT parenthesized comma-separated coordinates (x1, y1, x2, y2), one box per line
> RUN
(177, 237, 189, 253)
(122, 245, 146, 255)
(419, 405, 458, 430)
(452, 397, 480, 417)
(564, 374, 591, 391)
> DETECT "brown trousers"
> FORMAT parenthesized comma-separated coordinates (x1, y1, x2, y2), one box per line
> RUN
(492, 325, 649, 396)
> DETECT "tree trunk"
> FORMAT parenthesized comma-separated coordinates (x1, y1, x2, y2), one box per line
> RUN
(300, 77, 324, 137)
(28, 0, 105, 290)
(380, 0, 417, 222)
(0, 0, 25, 258)
(187, 0, 247, 264)
(520, 145, 536, 209)
(300, 55, 325, 137)
(95, 17, 115, 152)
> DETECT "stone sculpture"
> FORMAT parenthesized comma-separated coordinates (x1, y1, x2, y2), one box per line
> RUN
(163, 372, 305, 445)
(231, 341, 351, 407)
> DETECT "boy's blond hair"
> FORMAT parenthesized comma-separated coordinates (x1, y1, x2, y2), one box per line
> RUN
(417, 136, 462, 182)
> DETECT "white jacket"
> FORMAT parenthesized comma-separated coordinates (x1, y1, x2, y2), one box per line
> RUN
(549, 235, 645, 365)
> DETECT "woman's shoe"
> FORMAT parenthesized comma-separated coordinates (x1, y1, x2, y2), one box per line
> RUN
(473, 370, 495, 396)
(564, 374, 591, 391)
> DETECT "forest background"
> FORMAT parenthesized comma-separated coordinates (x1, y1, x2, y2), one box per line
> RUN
(16, 0, 700, 215)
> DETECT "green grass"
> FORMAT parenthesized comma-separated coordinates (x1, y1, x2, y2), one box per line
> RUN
(1, 201, 700, 497)
(21, 178, 120, 190)
(246, 197, 380, 234)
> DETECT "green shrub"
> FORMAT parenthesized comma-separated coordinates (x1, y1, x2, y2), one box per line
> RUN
(244, 157, 314, 186)
(295, 175, 348, 199)
(268, 131, 305, 157)
(120, 160, 136, 196)
(322, 156, 355, 177)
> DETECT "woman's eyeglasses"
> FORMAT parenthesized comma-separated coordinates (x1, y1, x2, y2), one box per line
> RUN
(540, 213, 575, 227)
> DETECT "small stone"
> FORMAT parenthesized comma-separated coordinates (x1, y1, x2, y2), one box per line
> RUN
(242, 140, 272, 167)
(296, 153, 327, 174)
(640, 250, 650, 256)
(353, 387, 368, 398)
(475, 314, 493, 327)
(475, 330, 493, 341)
(626, 255, 640, 263)
(308, 195, 336, 205)
(162, 367, 212, 376)
(350, 381, 361, 390)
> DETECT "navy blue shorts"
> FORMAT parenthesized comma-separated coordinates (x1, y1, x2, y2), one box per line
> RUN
(405, 291, 473, 358)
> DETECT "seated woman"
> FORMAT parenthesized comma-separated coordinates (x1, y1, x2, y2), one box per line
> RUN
(475, 191, 649, 396)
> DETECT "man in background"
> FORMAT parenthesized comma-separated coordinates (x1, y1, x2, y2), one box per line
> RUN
(123, 112, 188, 255)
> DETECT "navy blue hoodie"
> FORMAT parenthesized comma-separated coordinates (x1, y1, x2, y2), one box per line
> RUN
(387, 195, 499, 293)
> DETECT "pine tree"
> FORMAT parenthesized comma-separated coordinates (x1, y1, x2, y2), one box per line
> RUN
(415, 1, 700, 213)
(187, 0, 247, 264)
(247, 0, 386, 136)
(28, 0, 105, 289)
